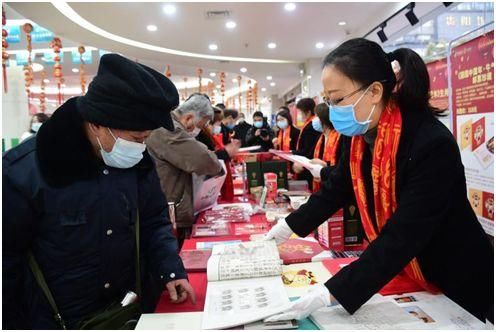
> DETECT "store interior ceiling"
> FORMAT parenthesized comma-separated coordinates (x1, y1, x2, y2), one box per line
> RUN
(6, 2, 446, 104)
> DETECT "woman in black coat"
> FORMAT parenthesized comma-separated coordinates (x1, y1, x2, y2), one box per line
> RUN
(273, 107, 300, 151)
(266, 38, 493, 324)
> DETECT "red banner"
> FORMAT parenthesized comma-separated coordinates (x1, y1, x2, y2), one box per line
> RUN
(451, 31, 494, 138)
(426, 58, 449, 111)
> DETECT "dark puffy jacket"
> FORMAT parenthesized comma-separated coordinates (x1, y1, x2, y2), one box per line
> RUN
(3, 98, 187, 329)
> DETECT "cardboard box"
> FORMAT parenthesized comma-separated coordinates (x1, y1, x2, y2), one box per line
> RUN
(261, 160, 289, 189)
(245, 162, 263, 189)
(317, 210, 344, 251)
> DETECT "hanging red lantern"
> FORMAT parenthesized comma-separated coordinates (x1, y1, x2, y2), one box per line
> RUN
(39, 70, 46, 113)
(78, 45, 87, 95)
(50, 37, 63, 105)
(219, 72, 226, 102)
(22, 23, 34, 109)
(197, 68, 203, 93)
(2, 5, 9, 93)
(237, 75, 242, 111)
(253, 83, 258, 109)
(165, 65, 172, 78)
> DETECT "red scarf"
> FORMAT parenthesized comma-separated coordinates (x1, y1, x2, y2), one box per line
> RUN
(296, 115, 315, 151)
(277, 127, 292, 152)
(312, 129, 341, 192)
(349, 104, 437, 293)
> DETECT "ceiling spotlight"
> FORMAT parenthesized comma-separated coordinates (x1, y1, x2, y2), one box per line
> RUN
(338, 21, 346, 26)
(284, 3, 296, 11)
(240, 67, 247, 73)
(266, 75, 272, 80)
(307, 75, 312, 79)
(163, 4, 176, 15)
(261, 87, 267, 92)
(232, 78, 238, 83)
(315, 42, 324, 49)
(216, 84, 221, 89)
(270, 82, 276, 87)
(209, 72, 216, 77)
(43, 79, 50, 83)
(72, 68, 79, 73)
(209, 44, 218, 51)
(225, 21, 236, 29)
(146, 24, 158, 32)
(377, 23, 388, 43)
(267, 42, 277, 49)
(405, 3, 419, 26)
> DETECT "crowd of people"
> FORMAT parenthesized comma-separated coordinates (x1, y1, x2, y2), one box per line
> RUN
(3, 37, 493, 329)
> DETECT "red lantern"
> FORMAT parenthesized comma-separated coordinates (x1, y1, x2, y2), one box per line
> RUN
(165, 65, 172, 78)
(50, 37, 64, 105)
(78, 45, 86, 94)
(197, 68, 203, 93)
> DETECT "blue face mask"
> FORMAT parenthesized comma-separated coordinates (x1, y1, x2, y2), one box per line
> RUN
(311, 117, 323, 133)
(254, 121, 263, 129)
(277, 120, 288, 130)
(328, 87, 376, 137)
(226, 123, 235, 130)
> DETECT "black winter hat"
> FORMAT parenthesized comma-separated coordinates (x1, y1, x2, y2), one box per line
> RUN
(77, 53, 179, 131)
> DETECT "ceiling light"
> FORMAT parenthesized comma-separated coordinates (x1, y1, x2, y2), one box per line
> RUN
(240, 67, 247, 73)
(163, 4, 176, 15)
(232, 78, 238, 83)
(266, 75, 272, 80)
(225, 21, 236, 29)
(377, 23, 388, 43)
(315, 42, 324, 49)
(270, 82, 276, 87)
(43, 79, 50, 83)
(209, 44, 218, 51)
(307, 75, 312, 79)
(146, 25, 157, 32)
(209, 72, 216, 77)
(216, 84, 221, 89)
(52, 2, 297, 64)
(72, 68, 79, 73)
(338, 21, 346, 26)
(261, 87, 267, 92)
(267, 42, 277, 49)
(405, 3, 419, 26)
(32, 63, 44, 73)
(284, 3, 296, 11)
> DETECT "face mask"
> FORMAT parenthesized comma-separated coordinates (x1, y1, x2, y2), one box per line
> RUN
(97, 128, 146, 169)
(254, 121, 263, 129)
(226, 123, 235, 130)
(31, 122, 42, 132)
(311, 117, 323, 133)
(329, 86, 376, 137)
(213, 125, 222, 135)
(188, 127, 201, 137)
(277, 120, 288, 130)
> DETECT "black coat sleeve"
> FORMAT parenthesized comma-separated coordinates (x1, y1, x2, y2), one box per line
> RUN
(286, 138, 354, 236)
(325, 136, 461, 314)
(2, 174, 36, 329)
(290, 127, 301, 151)
(139, 168, 187, 285)
(245, 127, 257, 146)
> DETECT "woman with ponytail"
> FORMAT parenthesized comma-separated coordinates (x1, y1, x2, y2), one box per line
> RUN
(265, 38, 493, 324)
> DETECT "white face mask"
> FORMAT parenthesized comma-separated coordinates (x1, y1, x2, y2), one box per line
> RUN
(96, 128, 146, 169)
(188, 127, 201, 137)
(31, 122, 42, 132)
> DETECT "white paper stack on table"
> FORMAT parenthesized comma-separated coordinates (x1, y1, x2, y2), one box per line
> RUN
(238, 145, 262, 153)
(202, 240, 292, 330)
(269, 149, 323, 178)
(310, 292, 488, 330)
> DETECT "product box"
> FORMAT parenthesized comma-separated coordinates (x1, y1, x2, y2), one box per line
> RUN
(246, 161, 263, 189)
(343, 203, 363, 246)
(261, 160, 289, 189)
(317, 210, 344, 251)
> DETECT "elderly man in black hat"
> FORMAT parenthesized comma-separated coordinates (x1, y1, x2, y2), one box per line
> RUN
(3, 54, 195, 329)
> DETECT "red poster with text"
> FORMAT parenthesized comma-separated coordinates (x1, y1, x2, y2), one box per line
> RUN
(426, 58, 449, 111)
(451, 31, 494, 235)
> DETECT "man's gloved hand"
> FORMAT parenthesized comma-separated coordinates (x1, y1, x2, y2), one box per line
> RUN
(264, 218, 294, 245)
(264, 284, 332, 322)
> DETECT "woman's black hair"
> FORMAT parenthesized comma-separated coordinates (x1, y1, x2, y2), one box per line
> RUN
(296, 98, 316, 115)
(253, 111, 264, 119)
(29, 113, 50, 132)
(276, 109, 293, 127)
(314, 103, 333, 130)
(322, 38, 444, 115)
(279, 106, 290, 113)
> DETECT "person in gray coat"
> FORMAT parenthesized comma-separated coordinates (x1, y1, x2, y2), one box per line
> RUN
(146, 93, 224, 247)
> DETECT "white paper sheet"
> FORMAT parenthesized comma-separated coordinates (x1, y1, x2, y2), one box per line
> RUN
(202, 276, 292, 330)
(135, 312, 203, 330)
(269, 149, 323, 178)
